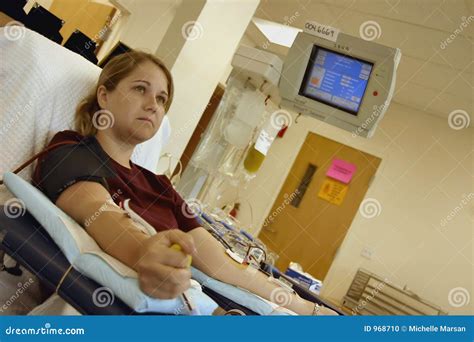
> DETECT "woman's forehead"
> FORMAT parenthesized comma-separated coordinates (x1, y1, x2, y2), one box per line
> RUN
(127, 61, 168, 88)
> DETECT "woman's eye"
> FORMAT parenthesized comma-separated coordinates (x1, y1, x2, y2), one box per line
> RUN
(134, 85, 146, 93)
(156, 96, 167, 104)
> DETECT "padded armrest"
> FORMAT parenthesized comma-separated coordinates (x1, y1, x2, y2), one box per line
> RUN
(0, 206, 161, 315)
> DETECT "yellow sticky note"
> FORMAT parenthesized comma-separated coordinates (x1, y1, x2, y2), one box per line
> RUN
(318, 178, 348, 205)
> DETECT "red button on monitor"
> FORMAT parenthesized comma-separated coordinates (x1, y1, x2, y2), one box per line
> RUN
(373, 91, 378, 96)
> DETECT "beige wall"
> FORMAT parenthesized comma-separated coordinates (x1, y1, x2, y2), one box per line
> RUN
(237, 101, 473, 315)
(115, 0, 180, 53)
(96, 0, 180, 62)
(156, 0, 260, 173)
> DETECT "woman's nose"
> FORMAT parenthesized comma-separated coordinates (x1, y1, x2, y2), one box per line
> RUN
(145, 95, 159, 113)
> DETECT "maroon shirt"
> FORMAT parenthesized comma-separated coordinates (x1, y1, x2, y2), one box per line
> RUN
(33, 130, 200, 233)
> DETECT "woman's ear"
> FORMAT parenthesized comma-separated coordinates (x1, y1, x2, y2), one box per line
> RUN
(97, 85, 108, 109)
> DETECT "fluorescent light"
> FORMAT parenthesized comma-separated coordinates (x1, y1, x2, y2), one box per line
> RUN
(252, 17, 302, 48)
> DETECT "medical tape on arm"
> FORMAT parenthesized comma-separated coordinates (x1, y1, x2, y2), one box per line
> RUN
(83, 199, 152, 270)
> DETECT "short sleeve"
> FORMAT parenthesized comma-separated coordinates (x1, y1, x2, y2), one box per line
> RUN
(163, 178, 201, 232)
(34, 139, 117, 203)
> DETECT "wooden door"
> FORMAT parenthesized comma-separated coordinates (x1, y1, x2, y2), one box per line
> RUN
(259, 132, 381, 281)
(49, 0, 115, 46)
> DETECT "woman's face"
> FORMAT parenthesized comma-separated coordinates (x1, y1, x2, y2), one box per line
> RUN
(97, 60, 170, 145)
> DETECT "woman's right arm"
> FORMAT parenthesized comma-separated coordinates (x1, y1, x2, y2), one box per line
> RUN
(55, 181, 196, 299)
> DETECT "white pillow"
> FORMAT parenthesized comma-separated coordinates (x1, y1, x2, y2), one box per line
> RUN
(3, 172, 218, 315)
(0, 27, 101, 182)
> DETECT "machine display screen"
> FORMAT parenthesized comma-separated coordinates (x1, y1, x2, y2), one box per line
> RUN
(299, 45, 374, 115)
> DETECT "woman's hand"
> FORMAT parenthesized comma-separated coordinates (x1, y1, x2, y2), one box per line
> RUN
(136, 229, 196, 299)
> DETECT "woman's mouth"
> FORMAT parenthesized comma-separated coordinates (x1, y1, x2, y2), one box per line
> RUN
(137, 118, 154, 126)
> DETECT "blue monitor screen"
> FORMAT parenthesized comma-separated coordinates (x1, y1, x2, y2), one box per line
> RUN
(299, 46, 374, 115)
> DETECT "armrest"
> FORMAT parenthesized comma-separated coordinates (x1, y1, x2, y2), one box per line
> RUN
(0, 206, 150, 315)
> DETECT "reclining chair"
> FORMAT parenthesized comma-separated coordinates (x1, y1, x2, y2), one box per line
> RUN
(0, 24, 180, 315)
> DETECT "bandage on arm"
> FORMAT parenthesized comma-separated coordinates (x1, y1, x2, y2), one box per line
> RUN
(188, 227, 314, 315)
(56, 181, 148, 271)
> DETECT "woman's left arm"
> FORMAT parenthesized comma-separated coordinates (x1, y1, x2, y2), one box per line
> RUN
(188, 227, 333, 315)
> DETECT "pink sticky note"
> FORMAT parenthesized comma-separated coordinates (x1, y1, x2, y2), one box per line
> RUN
(326, 159, 357, 184)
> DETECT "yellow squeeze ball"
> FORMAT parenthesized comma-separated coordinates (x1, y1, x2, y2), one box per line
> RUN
(171, 244, 192, 268)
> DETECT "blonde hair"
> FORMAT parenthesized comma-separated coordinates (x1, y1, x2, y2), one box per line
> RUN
(75, 51, 174, 136)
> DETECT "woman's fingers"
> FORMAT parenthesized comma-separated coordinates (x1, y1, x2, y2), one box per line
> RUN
(136, 230, 195, 299)
(164, 229, 196, 256)
(138, 262, 191, 299)
(159, 247, 192, 269)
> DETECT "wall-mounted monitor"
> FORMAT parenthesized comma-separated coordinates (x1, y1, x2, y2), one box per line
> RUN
(279, 31, 401, 137)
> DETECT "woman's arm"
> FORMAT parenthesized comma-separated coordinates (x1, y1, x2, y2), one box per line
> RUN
(188, 227, 324, 315)
(56, 181, 148, 266)
(55, 181, 196, 299)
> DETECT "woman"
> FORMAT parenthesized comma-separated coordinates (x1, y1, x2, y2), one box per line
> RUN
(33, 51, 337, 315)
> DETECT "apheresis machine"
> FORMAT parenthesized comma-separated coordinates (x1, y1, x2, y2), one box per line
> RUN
(178, 24, 401, 210)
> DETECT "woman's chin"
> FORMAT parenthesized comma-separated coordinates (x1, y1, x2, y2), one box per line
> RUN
(130, 125, 158, 143)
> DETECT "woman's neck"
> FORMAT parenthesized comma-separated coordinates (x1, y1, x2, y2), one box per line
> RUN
(95, 131, 135, 169)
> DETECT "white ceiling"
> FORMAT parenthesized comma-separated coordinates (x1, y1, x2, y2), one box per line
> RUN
(243, 0, 473, 125)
